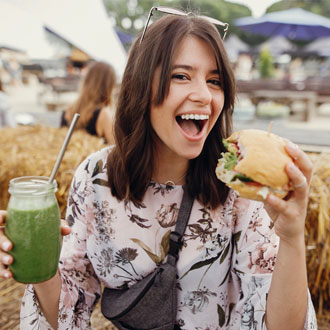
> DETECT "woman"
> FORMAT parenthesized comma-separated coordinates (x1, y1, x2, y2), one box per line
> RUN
(61, 61, 116, 144)
(0, 77, 15, 127)
(0, 8, 317, 330)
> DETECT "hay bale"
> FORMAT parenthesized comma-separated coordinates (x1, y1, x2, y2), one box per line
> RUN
(0, 125, 112, 328)
(0, 278, 25, 330)
(0, 125, 106, 218)
(0, 126, 329, 324)
(306, 152, 330, 320)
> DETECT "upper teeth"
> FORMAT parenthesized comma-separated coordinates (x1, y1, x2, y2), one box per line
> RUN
(180, 114, 209, 120)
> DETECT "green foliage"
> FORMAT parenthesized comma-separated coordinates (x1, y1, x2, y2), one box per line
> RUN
(103, 0, 330, 49)
(103, 0, 251, 38)
(258, 48, 274, 78)
(267, 0, 330, 18)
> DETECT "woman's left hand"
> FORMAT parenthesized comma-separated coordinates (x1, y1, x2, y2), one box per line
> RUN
(264, 141, 313, 243)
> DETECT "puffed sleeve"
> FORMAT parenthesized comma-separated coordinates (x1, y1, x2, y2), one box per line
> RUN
(20, 156, 101, 329)
(229, 197, 317, 330)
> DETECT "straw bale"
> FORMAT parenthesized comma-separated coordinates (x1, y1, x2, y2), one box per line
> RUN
(306, 152, 330, 320)
(0, 125, 107, 218)
(0, 278, 25, 330)
(1, 127, 329, 326)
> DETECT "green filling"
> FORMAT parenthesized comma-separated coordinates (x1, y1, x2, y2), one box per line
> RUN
(222, 138, 238, 171)
(222, 138, 229, 150)
(231, 173, 253, 182)
(222, 138, 253, 182)
(224, 153, 237, 171)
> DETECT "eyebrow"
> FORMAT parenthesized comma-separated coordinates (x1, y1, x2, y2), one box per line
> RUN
(172, 64, 219, 75)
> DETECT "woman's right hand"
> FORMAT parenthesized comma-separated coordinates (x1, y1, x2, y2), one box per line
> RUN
(0, 210, 71, 280)
(0, 210, 13, 279)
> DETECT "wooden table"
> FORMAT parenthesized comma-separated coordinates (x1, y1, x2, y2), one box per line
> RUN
(243, 90, 317, 122)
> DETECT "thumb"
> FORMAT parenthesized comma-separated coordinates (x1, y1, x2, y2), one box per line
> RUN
(60, 219, 71, 236)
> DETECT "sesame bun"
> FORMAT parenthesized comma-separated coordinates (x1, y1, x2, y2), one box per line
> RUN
(216, 129, 293, 201)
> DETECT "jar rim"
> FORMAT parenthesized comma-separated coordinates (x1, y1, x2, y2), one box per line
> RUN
(9, 176, 57, 195)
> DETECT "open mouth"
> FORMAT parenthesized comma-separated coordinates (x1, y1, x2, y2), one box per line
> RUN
(176, 114, 209, 137)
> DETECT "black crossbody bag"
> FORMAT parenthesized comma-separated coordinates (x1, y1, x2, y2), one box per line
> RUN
(101, 186, 194, 330)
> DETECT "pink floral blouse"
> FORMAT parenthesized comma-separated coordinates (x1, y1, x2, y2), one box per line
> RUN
(20, 147, 317, 329)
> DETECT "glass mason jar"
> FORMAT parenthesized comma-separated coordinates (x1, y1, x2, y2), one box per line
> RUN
(5, 176, 61, 283)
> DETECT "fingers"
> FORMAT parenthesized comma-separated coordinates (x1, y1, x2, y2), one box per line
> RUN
(265, 161, 309, 220)
(292, 176, 307, 189)
(285, 141, 313, 182)
(60, 219, 71, 236)
(0, 210, 14, 278)
(286, 162, 308, 196)
(0, 221, 13, 279)
(0, 249, 13, 279)
(265, 194, 289, 216)
(0, 210, 13, 253)
(0, 210, 7, 226)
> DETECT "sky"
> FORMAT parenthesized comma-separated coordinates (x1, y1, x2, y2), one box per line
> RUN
(226, 0, 280, 17)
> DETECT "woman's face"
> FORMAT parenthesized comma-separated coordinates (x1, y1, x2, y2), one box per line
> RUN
(150, 35, 225, 162)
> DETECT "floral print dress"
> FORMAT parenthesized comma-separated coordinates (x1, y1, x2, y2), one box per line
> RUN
(20, 147, 317, 330)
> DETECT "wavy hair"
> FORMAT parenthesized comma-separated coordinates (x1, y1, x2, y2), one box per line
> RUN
(107, 13, 235, 208)
(0, 78, 4, 92)
(65, 61, 116, 128)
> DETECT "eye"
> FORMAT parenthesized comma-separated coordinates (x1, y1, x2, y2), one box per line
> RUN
(208, 79, 222, 87)
(172, 73, 189, 80)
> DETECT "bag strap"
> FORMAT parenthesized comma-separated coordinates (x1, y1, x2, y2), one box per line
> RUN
(167, 185, 194, 265)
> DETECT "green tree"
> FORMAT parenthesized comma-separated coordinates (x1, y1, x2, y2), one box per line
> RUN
(267, 0, 330, 18)
(258, 48, 274, 78)
(103, 0, 251, 38)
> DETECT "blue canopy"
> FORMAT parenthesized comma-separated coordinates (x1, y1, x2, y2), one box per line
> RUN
(115, 28, 134, 45)
(235, 8, 330, 40)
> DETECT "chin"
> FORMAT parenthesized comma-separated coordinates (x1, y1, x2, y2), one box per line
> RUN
(180, 148, 204, 160)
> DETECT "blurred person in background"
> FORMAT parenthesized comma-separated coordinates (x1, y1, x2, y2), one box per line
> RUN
(6, 58, 22, 86)
(0, 77, 15, 127)
(61, 61, 116, 145)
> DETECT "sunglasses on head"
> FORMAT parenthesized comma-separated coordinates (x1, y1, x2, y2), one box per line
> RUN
(140, 6, 229, 44)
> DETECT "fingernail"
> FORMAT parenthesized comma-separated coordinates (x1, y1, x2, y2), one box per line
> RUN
(288, 162, 296, 171)
(3, 271, 10, 279)
(2, 241, 11, 252)
(287, 141, 298, 150)
(2, 255, 11, 264)
(3, 255, 11, 265)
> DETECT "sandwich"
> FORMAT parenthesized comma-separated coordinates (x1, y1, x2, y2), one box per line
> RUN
(215, 129, 293, 201)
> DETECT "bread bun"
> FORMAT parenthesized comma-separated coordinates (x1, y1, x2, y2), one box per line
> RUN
(228, 181, 288, 201)
(216, 129, 293, 201)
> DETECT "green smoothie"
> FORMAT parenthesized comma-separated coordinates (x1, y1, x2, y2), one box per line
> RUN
(6, 202, 61, 283)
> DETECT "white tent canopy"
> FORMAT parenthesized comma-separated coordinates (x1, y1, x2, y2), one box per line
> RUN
(225, 34, 250, 61)
(1, 0, 127, 77)
(0, 1, 55, 58)
(258, 35, 297, 56)
(304, 36, 330, 56)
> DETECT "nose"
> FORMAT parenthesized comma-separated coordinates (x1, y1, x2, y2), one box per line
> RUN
(188, 79, 212, 105)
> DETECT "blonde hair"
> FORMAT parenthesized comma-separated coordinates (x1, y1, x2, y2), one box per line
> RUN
(66, 61, 116, 128)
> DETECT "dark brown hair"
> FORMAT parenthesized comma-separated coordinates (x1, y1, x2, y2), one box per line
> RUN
(0, 78, 4, 92)
(107, 13, 235, 208)
(66, 61, 116, 129)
